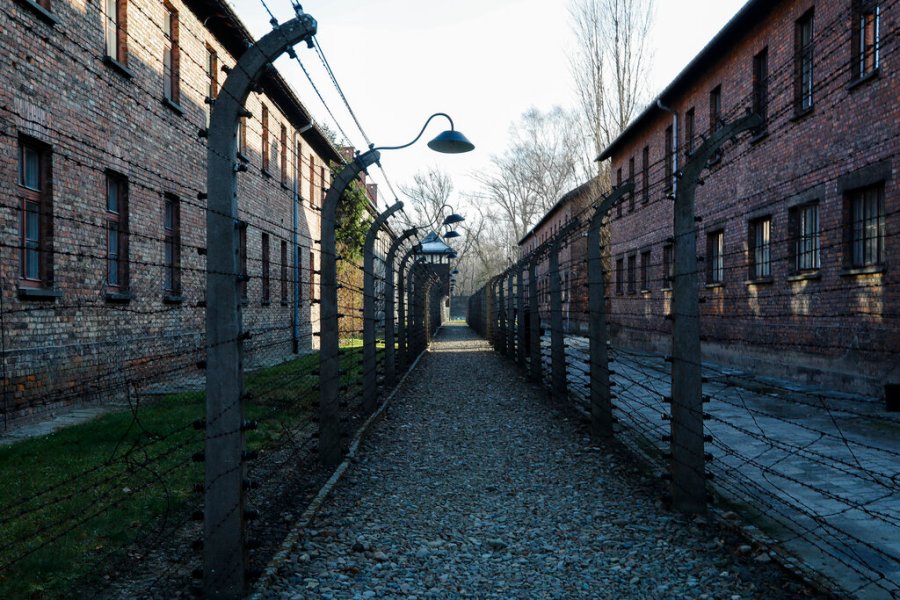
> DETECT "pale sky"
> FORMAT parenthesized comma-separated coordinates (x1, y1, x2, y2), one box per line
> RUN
(229, 0, 749, 211)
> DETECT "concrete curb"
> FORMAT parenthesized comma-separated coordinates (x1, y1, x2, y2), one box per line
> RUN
(250, 340, 433, 598)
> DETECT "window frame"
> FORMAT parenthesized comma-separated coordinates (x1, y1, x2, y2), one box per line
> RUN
(707, 229, 725, 285)
(846, 183, 885, 268)
(18, 138, 52, 288)
(162, 2, 180, 105)
(280, 240, 289, 304)
(615, 257, 624, 295)
(748, 216, 772, 281)
(280, 124, 288, 186)
(239, 222, 248, 301)
(628, 156, 635, 212)
(684, 108, 695, 157)
(790, 202, 820, 274)
(795, 9, 815, 114)
(851, 1, 880, 81)
(664, 126, 673, 194)
(163, 194, 181, 294)
(261, 106, 270, 173)
(261, 232, 270, 304)
(662, 243, 674, 290)
(104, 0, 127, 65)
(640, 250, 651, 292)
(641, 146, 650, 204)
(627, 253, 637, 294)
(105, 172, 129, 291)
(752, 47, 769, 134)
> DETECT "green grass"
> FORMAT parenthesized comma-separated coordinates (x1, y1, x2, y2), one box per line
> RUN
(0, 345, 375, 599)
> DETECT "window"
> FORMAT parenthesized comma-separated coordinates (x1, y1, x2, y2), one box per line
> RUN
(309, 155, 316, 207)
(615, 257, 624, 295)
(616, 167, 623, 217)
(105, 173, 128, 290)
(206, 46, 218, 126)
(628, 156, 635, 212)
(206, 46, 218, 98)
(749, 217, 771, 280)
(261, 233, 270, 303)
(18, 138, 52, 286)
(238, 116, 247, 157)
(752, 48, 768, 133)
(627, 253, 636, 294)
(852, 1, 880, 80)
(309, 249, 316, 301)
(640, 250, 651, 291)
(320, 165, 327, 203)
(162, 3, 179, 104)
(664, 126, 673, 193)
(280, 124, 288, 185)
(104, 0, 127, 64)
(847, 184, 885, 267)
(684, 108, 695, 156)
(795, 10, 814, 112)
(707, 230, 725, 284)
(791, 203, 820, 272)
(709, 86, 722, 162)
(709, 86, 722, 133)
(662, 243, 674, 289)
(239, 222, 248, 301)
(261, 106, 270, 172)
(641, 146, 649, 204)
(164, 195, 181, 293)
(280, 240, 288, 304)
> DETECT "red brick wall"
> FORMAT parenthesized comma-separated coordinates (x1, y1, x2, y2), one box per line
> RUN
(1, 0, 335, 421)
(604, 0, 897, 394)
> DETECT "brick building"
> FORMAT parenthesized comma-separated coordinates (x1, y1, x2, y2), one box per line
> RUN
(597, 0, 896, 395)
(2, 0, 343, 422)
(518, 180, 599, 334)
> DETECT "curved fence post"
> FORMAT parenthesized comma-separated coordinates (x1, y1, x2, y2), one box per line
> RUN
(362, 201, 403, 412)
(588, 182, 633, 439)
(204, 13, 318, 597)
(384, 229, 417, 387)
(669, 113, 762, 514)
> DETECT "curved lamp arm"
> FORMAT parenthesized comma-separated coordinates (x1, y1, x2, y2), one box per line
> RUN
(374, 113, 456, 152)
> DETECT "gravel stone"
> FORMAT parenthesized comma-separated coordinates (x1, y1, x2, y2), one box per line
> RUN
(258, 325, 821, 599)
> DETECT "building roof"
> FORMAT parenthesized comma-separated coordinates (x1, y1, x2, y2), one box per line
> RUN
(183, 0, 343, 165)
(418, 231, 454, 255)
(517, 178, 599, 246)
(597, 0, 776, 162)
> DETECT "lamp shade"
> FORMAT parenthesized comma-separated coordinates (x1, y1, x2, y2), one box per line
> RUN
(443, 230, 461, 239)
(442, 213, 465, 226)
(427, 130, 475, 154)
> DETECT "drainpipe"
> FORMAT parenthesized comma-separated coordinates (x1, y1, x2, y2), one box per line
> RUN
(657, 98, 678, 197)
(292, 142, 300, 353)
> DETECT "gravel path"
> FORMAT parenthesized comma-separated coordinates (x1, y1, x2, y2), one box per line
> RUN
(259, 324, 820, 599)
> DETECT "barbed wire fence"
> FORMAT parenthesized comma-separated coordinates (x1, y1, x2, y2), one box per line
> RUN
(468, 4, 899, 595)
(0, 5, 453, 599)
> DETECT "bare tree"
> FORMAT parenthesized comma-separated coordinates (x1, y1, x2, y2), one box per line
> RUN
(570, 0, 654, 180)
(473, 107, 583, 242)
(399, 167, 454, 231)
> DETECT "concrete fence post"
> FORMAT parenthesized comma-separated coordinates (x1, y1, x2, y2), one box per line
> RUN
(516, 264, 526, 368)
(669, 112, 761, 514)
(528, 258, 541, 382)
(204, 13, 317, 598)
(587, 182, 633, 440)
(384, 229, 418, 388)
(548, 238, 566, 401)
(362, 202, 403, 413)
(506, 270, 515, 357)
